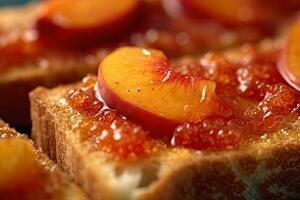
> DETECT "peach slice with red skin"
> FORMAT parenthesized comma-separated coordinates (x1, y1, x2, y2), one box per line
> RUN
(97, 47, 216, 138)
(277, 20, 300, 91)
(36, 0, 140, 47)
(181, 0, 273, 26)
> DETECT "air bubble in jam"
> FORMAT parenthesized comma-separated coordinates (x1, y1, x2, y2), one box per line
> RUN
(68, 45, 300, 159)
(172, 117, 241, 150)
(79, 111, 164, 161)
(142, 48, 151, 56)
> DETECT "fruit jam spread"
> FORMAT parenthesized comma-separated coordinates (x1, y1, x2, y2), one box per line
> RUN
(68, 77, 165, 161)
(0, 1, 277, 72)
(68, 42, 300, 161)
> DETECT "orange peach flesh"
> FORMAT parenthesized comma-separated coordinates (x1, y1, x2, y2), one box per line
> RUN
(183, 0, 270, 25)
(0, 139, 40, 190)
(39, 0, 140, 29)
(98, 47, 216, 135)
(278, 20, 300, 91)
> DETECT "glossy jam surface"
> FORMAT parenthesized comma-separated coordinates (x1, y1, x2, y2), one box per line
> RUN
(172, 44, 299, 149)
(68, 77, 164, 161)
(68, 43, 300, 160)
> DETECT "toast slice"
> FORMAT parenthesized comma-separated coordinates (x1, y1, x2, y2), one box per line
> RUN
(0, 119, 87, 200)
(30, 74, 300, 200)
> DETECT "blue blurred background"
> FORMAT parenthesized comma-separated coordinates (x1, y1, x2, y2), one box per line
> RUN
(0, 0, 32, 6)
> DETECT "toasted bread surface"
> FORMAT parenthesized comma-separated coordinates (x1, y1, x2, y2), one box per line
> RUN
(30, 77, 300, 200)
(0, 119, 87, 200)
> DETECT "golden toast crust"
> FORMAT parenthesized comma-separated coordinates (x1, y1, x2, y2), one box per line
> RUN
(30, 78, 300, 200)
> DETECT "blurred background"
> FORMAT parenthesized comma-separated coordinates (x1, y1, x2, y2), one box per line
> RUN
(0, 0, 31, 6)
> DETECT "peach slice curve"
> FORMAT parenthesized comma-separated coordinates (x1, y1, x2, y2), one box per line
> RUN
(36, 0, 140, 45)
(97, 47, 216, 137)
(278, 20, 300, 91)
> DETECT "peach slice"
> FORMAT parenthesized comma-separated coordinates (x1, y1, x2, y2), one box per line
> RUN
(0, 139, 43, 193)
(278, 20, 300, 91)
(97, 47, 216, 137)
(181, 0, 272, 26)
(36, 0, 140, 46)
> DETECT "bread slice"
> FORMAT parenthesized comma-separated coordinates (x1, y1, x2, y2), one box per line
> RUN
(30, 75, 300, 200)
(0, 119, 87, 199)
